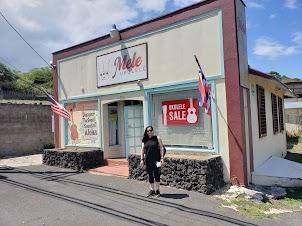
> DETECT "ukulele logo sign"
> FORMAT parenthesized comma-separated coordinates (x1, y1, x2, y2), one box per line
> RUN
(162, 98, 198, 125)
(96, 43, 147, 87)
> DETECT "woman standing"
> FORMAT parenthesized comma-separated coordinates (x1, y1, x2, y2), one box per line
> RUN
(140, 126, 165, 197)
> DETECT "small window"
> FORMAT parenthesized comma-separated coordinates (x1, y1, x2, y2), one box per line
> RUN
(271, 93, 279, 134)
(278, 97, 284, 131)
(257, 85, 267, 137)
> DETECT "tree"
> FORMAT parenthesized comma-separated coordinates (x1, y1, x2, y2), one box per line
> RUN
(0, 62, 19, 87)
(14, 67, 53, 95)
(268, 71, 282, 80)
(268, 71, 301, 83)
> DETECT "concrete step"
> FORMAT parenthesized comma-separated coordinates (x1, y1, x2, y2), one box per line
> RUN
(103, 158, 128, 166)
(252, 156, 302, 187)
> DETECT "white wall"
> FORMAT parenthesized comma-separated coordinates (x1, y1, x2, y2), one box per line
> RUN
(215, 80, 230, 182)
(249, 75, 287, 169)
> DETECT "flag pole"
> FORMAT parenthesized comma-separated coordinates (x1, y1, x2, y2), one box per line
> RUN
(194, 55, 202, 70)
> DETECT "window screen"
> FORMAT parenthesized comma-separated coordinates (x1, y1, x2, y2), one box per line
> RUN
(151, 89, 213, 149)
(257, 85, 267, 137)
(278, 97, 284, 131)
(271, 93, 279, 134)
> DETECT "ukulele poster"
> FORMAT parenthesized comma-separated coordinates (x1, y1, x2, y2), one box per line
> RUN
(66, 101, 99, 146)
(161, 98, 199, 125)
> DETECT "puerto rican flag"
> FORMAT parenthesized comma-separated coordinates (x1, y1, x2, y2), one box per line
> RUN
(198, 69, 211, 115)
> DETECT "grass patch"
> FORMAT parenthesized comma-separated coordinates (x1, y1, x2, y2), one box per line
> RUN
(218, 188, 302, 219)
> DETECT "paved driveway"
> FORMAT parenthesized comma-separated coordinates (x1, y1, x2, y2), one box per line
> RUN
(0, 164, 301, 226)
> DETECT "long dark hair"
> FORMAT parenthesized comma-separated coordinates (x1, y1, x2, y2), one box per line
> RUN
(142, 126, 153, 142)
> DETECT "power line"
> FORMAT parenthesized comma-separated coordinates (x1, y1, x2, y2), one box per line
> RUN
(0, 10, 52, 68)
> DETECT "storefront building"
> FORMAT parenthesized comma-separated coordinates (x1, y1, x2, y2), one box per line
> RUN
(52, 0, 290, 186)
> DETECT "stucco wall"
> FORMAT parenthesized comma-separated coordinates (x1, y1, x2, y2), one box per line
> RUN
(0, 103, 54, 157)
(249, 75, 287, 169)
(215, 80, 230, 182)
(58, 11, 223, 100)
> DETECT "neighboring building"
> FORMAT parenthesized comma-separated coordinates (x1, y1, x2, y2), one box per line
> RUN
(284, 81, 302, 135)
(284, 81, 302, 98)
(51, 0, 292, 186)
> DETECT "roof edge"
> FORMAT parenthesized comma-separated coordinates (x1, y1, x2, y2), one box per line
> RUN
(248, 67, 296, 97)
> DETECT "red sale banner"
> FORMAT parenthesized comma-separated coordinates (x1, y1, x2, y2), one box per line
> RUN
(162, 98, 199, 125)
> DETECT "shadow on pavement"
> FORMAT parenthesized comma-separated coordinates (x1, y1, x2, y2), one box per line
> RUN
(160, 193, 189, 199)
(0, 175, 7, 179)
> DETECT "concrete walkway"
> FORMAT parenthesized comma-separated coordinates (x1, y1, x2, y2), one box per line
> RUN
(0, 154, 42, 167)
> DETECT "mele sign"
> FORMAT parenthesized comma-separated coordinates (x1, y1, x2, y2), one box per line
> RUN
(162, 98, 199, 125)
(97, 43, 147, 87)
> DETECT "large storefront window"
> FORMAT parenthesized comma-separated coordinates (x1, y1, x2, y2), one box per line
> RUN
(66, 101, 99, 147)
(152, 89, 213, 149)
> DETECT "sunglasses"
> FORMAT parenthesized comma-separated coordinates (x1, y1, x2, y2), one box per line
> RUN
(147, 129, 153, 132)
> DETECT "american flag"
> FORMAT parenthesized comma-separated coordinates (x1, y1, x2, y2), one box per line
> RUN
(198, 69, 211, 115)
(45, 92, 71, 120)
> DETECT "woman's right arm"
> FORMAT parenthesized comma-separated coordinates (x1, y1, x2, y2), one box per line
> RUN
(140, 143, 145, 165)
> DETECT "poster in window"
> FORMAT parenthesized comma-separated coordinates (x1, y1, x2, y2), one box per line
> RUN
(66, 101, 99, 146)
(161, 98, 199, 125)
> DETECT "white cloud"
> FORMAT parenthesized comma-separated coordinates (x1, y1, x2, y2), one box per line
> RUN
(253, 37, 300, 59)
(60, 0, 138, 43)
(246, 1, 264, 9)
(269, 14, 276, 20)
(0, 0, 139, 71)
(173, 0, 201, 7)
(292, 32, 302, 45)
(15, 16, 45, 32)
(135, 0, 168, 13)
(285, 0, 298, 9)
(1, 0, 44, 32)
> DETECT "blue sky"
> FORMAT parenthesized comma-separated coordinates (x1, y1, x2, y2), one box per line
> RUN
(245, 0, 302, 78)
(0, 0, 301, 78)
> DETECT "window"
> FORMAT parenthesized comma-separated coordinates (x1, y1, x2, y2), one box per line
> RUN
(278, 97, 284, 131)
(152, 89, 213, 149)
(108, 106, 119, 146)
(257, 85, 267, 137)
(271, 93, 279, 134)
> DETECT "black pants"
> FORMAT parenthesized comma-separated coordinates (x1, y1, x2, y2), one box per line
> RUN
(146, 162, 160, 183)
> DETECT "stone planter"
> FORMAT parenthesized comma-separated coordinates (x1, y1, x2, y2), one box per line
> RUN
(128, 154, 225, 194)
(43, 147, 103, 171)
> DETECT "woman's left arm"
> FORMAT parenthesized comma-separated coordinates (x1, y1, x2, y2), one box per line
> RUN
(157, 136, 164, 162)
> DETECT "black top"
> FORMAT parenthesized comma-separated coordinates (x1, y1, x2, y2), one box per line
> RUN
(143, 136, 161, 163)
